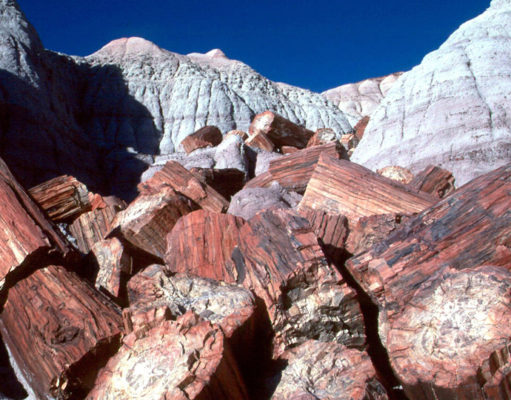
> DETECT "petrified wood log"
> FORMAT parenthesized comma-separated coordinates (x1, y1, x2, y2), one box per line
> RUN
(249, 111, 314, 149)
(92, 238, 133, 301)
(28, 175, 92, 222)
(0, 265, 123, 399)
(271, 340, 388, 400)
(346, 163, 511, 399)
(353, 115, 370, 140)
(480, 342, 511, 399)
(180, 126, 223, 154)
(345, 213, 408, 255)
(298, 154, 436, 227)
(88, 312, 249, 400)
(189, 167, 245, 200)
(408, 164, 455, 198)
(125, 264, 255, 341)
(235, 209, 365, 356)
(138, 160, 229, 213)
(297, 207, 349, 261)
(165, 210, 245, 282)
(226, 129, 248, 141)
(244, 142, 345, 192)
(245, 130, 275, 152)
(0, 158, 72, 291)
(110, 187, 197, 259)
(69, 198, 125, 254)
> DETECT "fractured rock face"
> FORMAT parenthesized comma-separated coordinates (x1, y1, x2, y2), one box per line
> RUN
(352, 1, 511, 186)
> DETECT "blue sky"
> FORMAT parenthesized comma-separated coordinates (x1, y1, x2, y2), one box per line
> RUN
(18, 0, 489, 92)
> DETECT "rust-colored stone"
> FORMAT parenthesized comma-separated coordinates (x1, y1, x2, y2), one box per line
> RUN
(306, 128, 337, 147)
(0, 265, 123, 400)
(408, 164, 455, 198)
(245, 130, 275, 152)
(298, 154, 436, 228)
(249, 111, 314, 149)
(180, 125, 223, 154)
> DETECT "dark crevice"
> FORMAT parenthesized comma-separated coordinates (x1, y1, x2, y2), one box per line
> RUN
(321, 243, 408, 400)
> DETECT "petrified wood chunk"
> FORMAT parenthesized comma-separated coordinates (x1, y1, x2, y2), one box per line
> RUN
(0, 158, 72, 290)
(245, 130, 275, 152)
(376, 166, 414, 184)
(110, 187, 197, 259)
(180, 125, 223, 154)
(244, 142, 345, 192)
(69, 198, 125, 254)
(228, 183, 301, 220)
(408, 164, 455, 198)
(138, 160, 229, 213)
(480, 342, 511, 399)
(226, 129, 248, 141)
(346, 163, 511, 399)
(28, 175, 92, 222)
(0, 265, 123, 400)
(165, 210, 245, 282)
(306, 128, 337, 147)
(345, 213, 408, 255)
(249, 111, 314, 149)
(126, 264, 255, 341)
(281, 145, 299, 154)
(88, 313, 249, 400)
(189, 167, 245, 200)
(92, 238, 133, 300)
(353, 115, 370, 140)
(298, 154, 436, 227)
(271, 340, 388, 400)
(236, 209, 365, 356)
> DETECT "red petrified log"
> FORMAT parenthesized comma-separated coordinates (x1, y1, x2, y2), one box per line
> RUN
(0, 265, 123, 399)
(125, 264, 255, 341)
(306, 128, 337, 147)
(298, 154, 436, 227)
(138, 160, 229, 213)
(235, 209, 365, 356)
(353, 115, 370, 140)
(408, 164, 455, 198)
(248, 111, 314, 149)
(110, 187, 197, 259)
(245, 130, 275, 152)
(0, 158, 72, 290)
(165, 210, 245, 282)
(244, 142, 345, 192)
(28, 175, 92, 222)
(88, 313, 249, 400)
(272, 340, 388, 400)
(180, 125, 223, 154)
(92, 238, 133, 300)
(69, 197, 126, 254)
(346, 163, 511, 399)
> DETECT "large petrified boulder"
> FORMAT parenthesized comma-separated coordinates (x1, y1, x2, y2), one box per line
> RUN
(125, 265, 255, 341)
(351, 1, 511, 186)
(0, 158, 72, 291)
(323, 72, 403, 126)
(234, 209, 365, 356)
(298, 154, 436, 228)
(0, 265, 123, 400)
(88, 313, 249, 400)
(109, 186, 196, 259)
(271, 340, 388, 400)
(346, 163, 511, 399)
(165, 210, 245, 282)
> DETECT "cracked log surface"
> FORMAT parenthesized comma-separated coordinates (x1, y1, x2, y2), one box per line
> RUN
(138, 160, 229, 213)
(271, 340, 388, 400)
(244, 142, 346, 193)
(0, 265, 123, 400)
(0, 157, 72, 291)
(88, 313, 249, 400)
(298, 154, 436, 227)
(180, 125, 223, 154)
(28, 175, 92, 223)
(346, 163, 511, 399)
